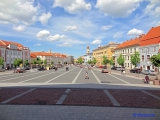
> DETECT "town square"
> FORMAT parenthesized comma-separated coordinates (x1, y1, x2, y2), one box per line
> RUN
(0, 0, 160, 120)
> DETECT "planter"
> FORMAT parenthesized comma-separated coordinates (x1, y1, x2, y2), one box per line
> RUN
(153, 80, 160, 85)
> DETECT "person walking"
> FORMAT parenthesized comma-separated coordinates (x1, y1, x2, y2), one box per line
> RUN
(85, 71, 89, 79)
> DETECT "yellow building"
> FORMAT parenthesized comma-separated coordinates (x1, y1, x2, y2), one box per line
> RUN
(92, 42, 119, 66)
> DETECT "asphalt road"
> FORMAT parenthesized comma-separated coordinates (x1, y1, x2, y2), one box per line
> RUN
(0, 66, 144, 85)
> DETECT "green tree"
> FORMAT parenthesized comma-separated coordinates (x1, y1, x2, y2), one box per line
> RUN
(77, 57, 84, 64)
(87, 60, 92, 64)
(109, 58, 115, 66)
(0, 57, 4, 66)
(24, 60, 29, 67)
(13, 58, 22, 67)
(102, 55, 110, 66)
(51, 61, 54, 65)
(117, 54, 124, 66)
(33, 59, 37, 65)
(92, 57, 97, 65)
(150, 53, 160, 79)
(44, 60, 47, 65)
(130, 52, 140, 67)
(0, 57, 4, 69)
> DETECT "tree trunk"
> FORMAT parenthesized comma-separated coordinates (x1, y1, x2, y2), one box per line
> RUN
(156, 67, 160, 80)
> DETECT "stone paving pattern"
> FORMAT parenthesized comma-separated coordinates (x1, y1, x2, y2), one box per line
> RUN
(0, 105, 160, 120)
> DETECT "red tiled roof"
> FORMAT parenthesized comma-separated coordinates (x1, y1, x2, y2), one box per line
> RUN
(116, 35, 144, 49)
(30, 53, 37, 58)
(140, 26, 160, 46)
(31, 52, 53, 56)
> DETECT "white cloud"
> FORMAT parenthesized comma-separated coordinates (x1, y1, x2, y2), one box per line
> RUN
(39, 12, 52, 25)
(34, 43, 41, 46)
(13, 25, 26, 32)
(36, 30, 50, 40)
(64, 26, 78, 31)
(47, 34, 66, 41)
(53, 0, 91, 14)
(113, 32, 124, 38)
(95, 0, 141, 17)
(144, 0, 160, 18)
(91, 39, 102, 44)
(57, 42, 72, 47)
(101, 26, 112, 30)
(0, 0, 39, 25)
(127, 28, 144, 36)
(36, 30, 66, 42)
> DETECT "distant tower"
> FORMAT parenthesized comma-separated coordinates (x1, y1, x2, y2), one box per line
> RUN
(86, 46, 90, 54)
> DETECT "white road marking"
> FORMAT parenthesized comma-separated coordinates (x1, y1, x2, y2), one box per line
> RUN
(0, 69, 56, 82)
(1, 88, 35, 104)
(72, 68, 83, 83)
(45, 67, 77, 83)
(19, 69, 66, 83)
(91, 70, 101, 84)
(108, 74, 130, 84)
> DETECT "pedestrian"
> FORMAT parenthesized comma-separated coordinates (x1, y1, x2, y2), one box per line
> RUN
(85, 71, 89, 79)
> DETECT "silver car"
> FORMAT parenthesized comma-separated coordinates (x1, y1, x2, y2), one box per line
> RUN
(141, 70, 157, 76)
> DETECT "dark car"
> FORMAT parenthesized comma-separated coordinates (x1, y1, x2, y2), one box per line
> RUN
(111, 66, 117, 70)
(24, 66, 30, 70)
(37, 66, 45, 71)
(130, 68, 141, 73)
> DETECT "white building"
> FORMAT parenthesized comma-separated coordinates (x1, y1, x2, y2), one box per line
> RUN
(114, 35, 145, 69)
(83, 46, 92, 64)
(139, 26, 160, 71)
(0, 40, 30, 68)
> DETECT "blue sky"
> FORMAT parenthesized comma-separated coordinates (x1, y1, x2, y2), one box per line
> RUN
(0, 0, 160, 58)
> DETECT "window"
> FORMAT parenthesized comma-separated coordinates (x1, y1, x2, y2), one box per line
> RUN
(142, 55, 144, 61)
(128, 56, 129, 60)
(147, 55, 150, 61)
(153, 47, 156, 52)
(130, 49, 132, 53)
(134, 48, 136, 52)
(128, 63, 129, 67)
(142, 49, 143, 53)
(128, 49, 129, 53)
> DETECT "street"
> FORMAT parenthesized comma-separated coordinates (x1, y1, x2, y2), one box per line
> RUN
(0, 66, 144, 85)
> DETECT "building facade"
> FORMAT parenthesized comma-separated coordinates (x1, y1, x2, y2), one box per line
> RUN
(139, 26, 160, 71)
(114, 35, 145, 69)
(83, 46, 92, 64)
(93, 42, 119, 66)
(0, 40, 30, 69)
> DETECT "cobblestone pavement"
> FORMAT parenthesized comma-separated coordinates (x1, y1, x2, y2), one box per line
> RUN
(0, 105, 160, 120)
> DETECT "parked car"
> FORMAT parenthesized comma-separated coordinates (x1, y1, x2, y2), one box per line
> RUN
(24, 66, 30, 70)
(141, 70, 157, 75)
(130, 68, 141, 73)
(111, 66, 117, 70)
(116, 67, 121, 71)
(37, 66, 45, 71)
(14, 67, 25, 73)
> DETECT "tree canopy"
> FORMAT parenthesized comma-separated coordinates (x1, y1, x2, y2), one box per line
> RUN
(77, 57, 84, 64)
(102, 55, 110, 65)
(24, 60, 29, 66)
(0, 57, 4, 66)
(130, 52, 140, 67)
(117, 54, 124, 66)
(109, 58, 115, 66)
(92, 57, 97, 65)
(13, 58, 22, 67)
(150, 54, 160, 67)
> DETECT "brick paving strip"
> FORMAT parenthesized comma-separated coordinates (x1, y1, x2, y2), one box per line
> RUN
(56, 89, 71, 104)
(104, 90, 120, 106)
(142, 90, 160, 100)
(108, 90, 160, 108)
(8, 88, 66, 105)
(1, 88, 35, 104)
